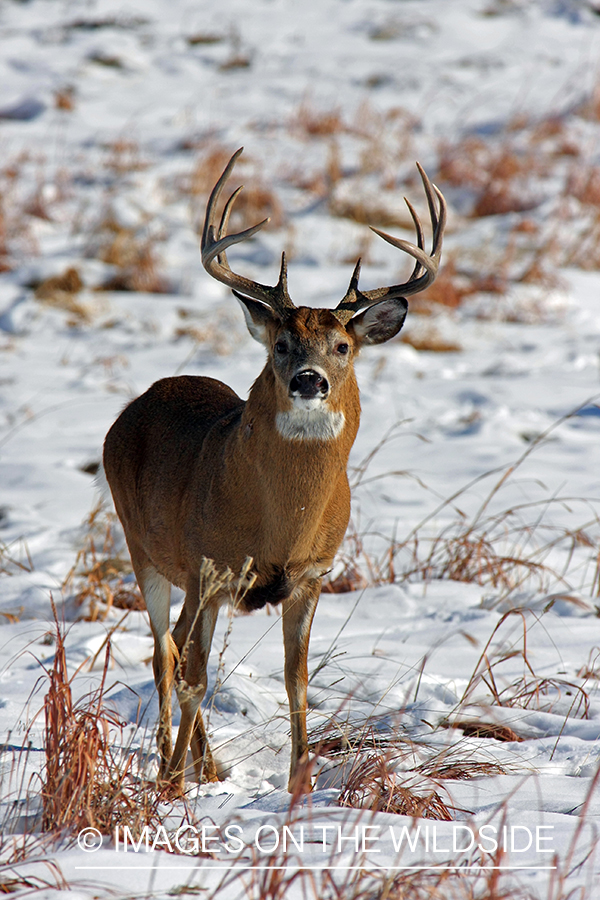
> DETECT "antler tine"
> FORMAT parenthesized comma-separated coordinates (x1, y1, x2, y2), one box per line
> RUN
(201, 148, 296, 315)
(333, 163, 446, 324)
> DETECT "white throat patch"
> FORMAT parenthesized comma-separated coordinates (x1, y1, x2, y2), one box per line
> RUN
(276, 402, 345, 442)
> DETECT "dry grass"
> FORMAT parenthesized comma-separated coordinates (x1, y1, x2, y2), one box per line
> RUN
(186, 32, 224, 46)
(0, 154, 41, 269)
(400, 327, 462, 353)
(500, 675, 590, 718)
(400, 523, 552, 593)
(293, 98, 346, 138)
(104, 138, 149, 176)
(449, 721, 524, 743)
(322, 563, 368, 594)
(431, 108, 600, 290)
(33, 267, 92, 324)
(438, 127, 549, 219)
(175, 142, 284, 234)
(445, 610, 592, 754)
(310, 712, 507, 793)
(89, 214, 170, 294)
(398, 409, 596, 597)
(174, 306, 245, 356)
(0, 537, 34, 576)
(288, 99, 418, 221)
(339, 752, 455, 820)
(54, 86, 76, 111)
(334, 401, 600, 603)
(42, 604, 160, 836)
(63, 503, 143, 620)
(329, 183, 417, 229)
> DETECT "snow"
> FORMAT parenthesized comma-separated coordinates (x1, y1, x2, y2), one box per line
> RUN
(2, 0, 600, 897)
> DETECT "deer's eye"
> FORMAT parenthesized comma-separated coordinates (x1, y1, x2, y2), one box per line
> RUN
(274, 341, 288, 355)
(336, 342, 349, 355)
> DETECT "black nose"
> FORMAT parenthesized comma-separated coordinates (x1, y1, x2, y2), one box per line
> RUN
(289, 369, 329, 397)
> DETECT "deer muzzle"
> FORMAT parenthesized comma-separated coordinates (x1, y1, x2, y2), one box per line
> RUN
(289, 369, 329, 399)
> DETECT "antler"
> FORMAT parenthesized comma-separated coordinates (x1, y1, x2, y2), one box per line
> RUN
(201, 147, 296, 317)
(333, 163, 446, 325)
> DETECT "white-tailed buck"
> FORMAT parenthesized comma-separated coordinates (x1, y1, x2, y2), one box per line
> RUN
(103, 148, 446, 794)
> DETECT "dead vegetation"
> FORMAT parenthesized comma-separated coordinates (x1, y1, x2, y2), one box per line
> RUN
(432, 100, 600, 290)
(63, 503, 143, 620)
(0, 154, 41, 270)
(88, 214, 170, 294)
(42, 605, 159, 836)
(400, 326, 462, 353)
(338, 752, 454, 820)
(335, 403, 600, 604)
(33, 267, 92, 324)
(175, 142, 284, 234)
(443, 610, 593, 751)
(0, 537, 33, 576)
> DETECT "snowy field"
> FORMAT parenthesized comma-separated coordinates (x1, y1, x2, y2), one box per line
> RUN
(2, 0, 600, 897)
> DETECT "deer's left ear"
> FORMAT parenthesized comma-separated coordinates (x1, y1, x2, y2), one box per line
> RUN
(347, 297, 408, 346)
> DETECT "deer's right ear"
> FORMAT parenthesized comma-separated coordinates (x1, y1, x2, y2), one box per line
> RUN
(233, 292, 278, 346)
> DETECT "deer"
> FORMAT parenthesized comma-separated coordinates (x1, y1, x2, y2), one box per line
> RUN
(103, 148, 446, 795)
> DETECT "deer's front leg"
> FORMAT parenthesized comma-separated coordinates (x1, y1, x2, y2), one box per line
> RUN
(282, 579, 320, 793)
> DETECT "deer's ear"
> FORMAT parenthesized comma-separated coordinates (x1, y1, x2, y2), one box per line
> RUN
(234, 291, 279, 346)
(347, 297, 408, 346)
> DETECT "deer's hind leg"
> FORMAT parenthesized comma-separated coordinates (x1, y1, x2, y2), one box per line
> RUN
(128, 545, 175, 781)
(169, 573, 220, 789)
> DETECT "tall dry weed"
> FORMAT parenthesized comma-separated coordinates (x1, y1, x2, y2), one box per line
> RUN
(42, 606, 158, 835)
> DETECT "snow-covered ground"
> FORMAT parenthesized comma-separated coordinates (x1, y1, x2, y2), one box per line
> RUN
(2, 1, 600, 897)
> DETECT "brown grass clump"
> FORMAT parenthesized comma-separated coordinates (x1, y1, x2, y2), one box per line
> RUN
(561, 209, 600, 270)
(183, 144, 284, 232)
(453, 609, 592, 743)
(54, 86, 76, 112)
(33, 267, 91, 323)
(104, 139, 149, 176)
(42, 607, 158, 835)
(217, 30, 252, 71)
(286, 140, 344, 199)
(437, 128, 546, 218)
(400, 327, 462, 353)
(329, 186, 417, 229)
(577, 649, 600, 680)
(449, 721, 523, 743)
(413, 260, 474, 312)
(174, 306, 244, 356)
(0, 154, 40, 268)
(565, 164, 600, 207)
(186, 32, 224, 45)
(338, 752, 454, 820)
(64, 504, 143, 620)
(293, 98, 345, 138)
(401, 527, 548, 591)
(416, 752, 506, 780)
(91, 216, 170, 293)
(577, 84, 600, 122)
(322, 564, 368, 594)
